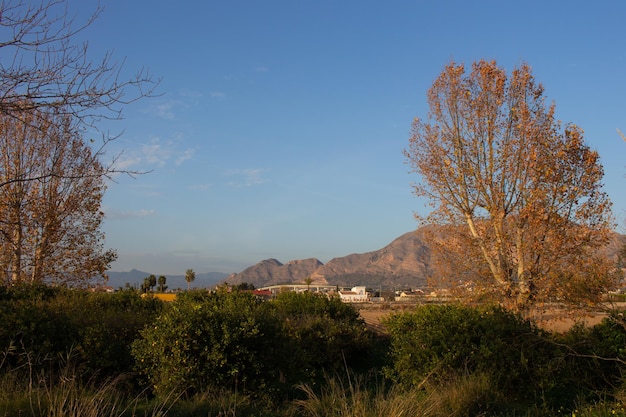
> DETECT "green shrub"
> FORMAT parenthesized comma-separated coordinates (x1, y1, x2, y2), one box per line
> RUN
(132, 289, 285, 400)
(547, 313, 626, 405)
(132, 290, 379, 403)
(0, 285, 163, 378)
(383, 304, 550, 401)
(0, 285, 80, 370)
(269, 292, 376, 385)
(68, 290, 164, 376)
(588, 313, 626, 360)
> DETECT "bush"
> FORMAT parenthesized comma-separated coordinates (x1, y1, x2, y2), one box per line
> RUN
(132, 290, 380, 402)
(68, 290, 164, 376)
(546, 313, 626, 405)
(383, 304, 550, 402)
(132, 289, 285, 400)
(269, 292, 376, 385)
(0, 284, 77, 370)
(0, 285, 163, 378)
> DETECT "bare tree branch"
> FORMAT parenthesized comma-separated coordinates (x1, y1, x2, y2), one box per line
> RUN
(0, 0, 159, 128)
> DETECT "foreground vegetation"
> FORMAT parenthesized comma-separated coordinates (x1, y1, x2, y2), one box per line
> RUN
(1, 285, 626, 416)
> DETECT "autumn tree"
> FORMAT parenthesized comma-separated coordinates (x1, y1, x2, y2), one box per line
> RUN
(0, 1, 156, 286)
(185, 269, 195, 290)
(405, 60, 615, 308)
(0, 106, 115, 285)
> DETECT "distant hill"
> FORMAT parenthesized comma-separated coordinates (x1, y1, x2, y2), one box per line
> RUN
(224, 226, 626, 290)
(227, 258, 324, 288)
(105, 269, 228, 290)
(224, 227, 434, 289)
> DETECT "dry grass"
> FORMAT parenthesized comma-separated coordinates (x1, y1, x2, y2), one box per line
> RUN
(294, 372, 500, 417)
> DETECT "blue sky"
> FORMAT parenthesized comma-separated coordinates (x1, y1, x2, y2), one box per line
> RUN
(76, 1, 626, 275)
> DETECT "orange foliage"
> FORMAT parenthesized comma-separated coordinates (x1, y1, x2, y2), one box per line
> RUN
(0, 104, 115, 285)
(405, 60, 616, 308)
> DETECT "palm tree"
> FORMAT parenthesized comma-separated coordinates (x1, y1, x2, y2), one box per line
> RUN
(148, 275, 157, 291)
(185, 269, 196, 291)
(141, 277, 150, 293)
(157, 275, 167, 292)
(304, 277, 313, 292)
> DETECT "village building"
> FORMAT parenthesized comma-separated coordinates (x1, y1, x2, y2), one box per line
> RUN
(338, 286, 369, 303)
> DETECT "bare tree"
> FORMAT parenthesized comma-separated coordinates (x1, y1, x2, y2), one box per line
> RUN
(405, 60, 616, 308)
(0, 1, 157, 125)
(0, 0, 158, 184)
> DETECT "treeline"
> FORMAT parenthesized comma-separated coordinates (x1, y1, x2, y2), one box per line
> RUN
(1, 285, 626, 416)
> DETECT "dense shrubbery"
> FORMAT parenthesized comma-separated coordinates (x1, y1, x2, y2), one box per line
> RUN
(384, 305, 549, 401)
(269, 291, 377, 384)
(131, 290, 375, 402)
(2, 286, 626, 416)
(0, 284, 163, 376)
(132, 289, 285, 400)
(383, 303, 626, 413)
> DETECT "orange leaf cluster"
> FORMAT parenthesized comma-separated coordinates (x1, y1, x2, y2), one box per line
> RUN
(0, 104, 114, 285)
(405, 60, 616, 308)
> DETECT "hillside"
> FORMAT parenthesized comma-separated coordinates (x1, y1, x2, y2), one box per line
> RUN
(225, 228, 433, 289)
(226, 258, 325, 287)
(224, 226, 626, 290)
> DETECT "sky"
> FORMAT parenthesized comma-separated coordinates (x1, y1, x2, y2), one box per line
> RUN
(68, 0, 626, 275)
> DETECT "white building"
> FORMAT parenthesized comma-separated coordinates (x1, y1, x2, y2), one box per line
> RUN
(339, 286, 369, 303)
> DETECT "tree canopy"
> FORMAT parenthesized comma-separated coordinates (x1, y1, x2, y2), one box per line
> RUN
(0, 106, 115, 284)
(405, 60, 616, 307)
(0, 1, 157, 285)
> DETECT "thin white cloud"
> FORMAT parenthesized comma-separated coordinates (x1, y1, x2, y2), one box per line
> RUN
(142, 141, 172, 167)
(210, 91, 226, 98)
(128, 183, 163, 198)
(188, 183, 212, 191)
(112, 152, 143, 172)
(143, 91, 200, 120)
(143, 100, 180, 120)
(114, 137, 195, 171)
(178, 88, 203, 99)
(254, 65, 268, 73)
(105, 208, 156, 220)
(225, 168, 267, 187)
(176, 148, 194, 166)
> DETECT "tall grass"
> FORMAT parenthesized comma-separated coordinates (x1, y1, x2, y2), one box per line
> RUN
(0, 365, 281, 417)
(2, 360, 626, 417)
(293, 372, 500, 417)
(0, 365, 180, 417)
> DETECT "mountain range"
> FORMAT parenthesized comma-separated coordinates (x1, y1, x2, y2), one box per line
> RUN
(224, 226, 626, 290)
(224, 228, 434, 289)
(108, 226, 626, 291)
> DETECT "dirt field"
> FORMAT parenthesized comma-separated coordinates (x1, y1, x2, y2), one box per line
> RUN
(356, 303, 615, 334)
